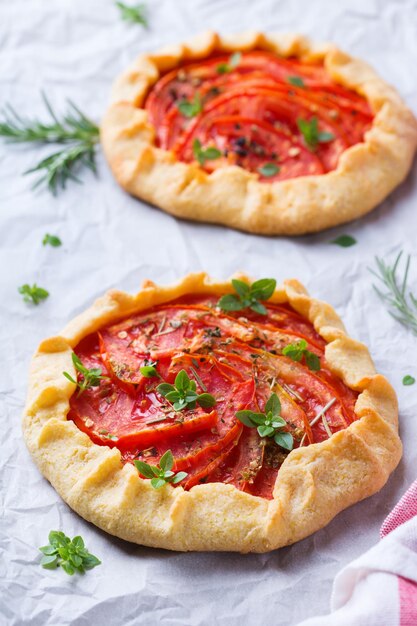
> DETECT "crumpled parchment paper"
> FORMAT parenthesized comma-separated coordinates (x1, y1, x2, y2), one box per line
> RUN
(1, 0, 417, 624)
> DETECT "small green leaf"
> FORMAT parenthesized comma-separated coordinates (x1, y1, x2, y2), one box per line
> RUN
(40, 555, 59, 569)
(61, 561, 75, 576)
(116, 2, 148, 26)
(134, 460, 156, 479)
(250, 278, 277, 301)
(157, 382, 176, 396)
(318, 131, 335, 142)
(274, 431, 294, 451)
(82, 554, 102, 569)
(236, 410, 257, 427)
(175, 369, 190, 392)
(204, 147, 222, 160)
(403, 375, 415, 386)
(39, 545, 58, 556)
(140, 365, 160, 378)
(171, 471, 188, 484)
(331, 235, 357, 248)
(159, 450, 174, 472)
(258, 424, 275, 437)
(48, 531, 68, 547)
(216, 51, 241, 74)
(249, 301, 268, 316)
(287, 75, 305, 88)
(216, 63, 229, 74)
(197, 393, 216, 408)
(71, 554, 83, 568)
(72, 536, 84, 550)
(258, 163, 280, 177)
(151, 477, 167, 489)
(305, 351, 321, 371)
(43, 233, 62, 247)
(229, 52, 241, 68)
(282, 342, 304, 361)
(265, 393, 281, 417)
(246, 413, 267, 426)
(218, 294, 244, 312)
(231, 279, 250, 298)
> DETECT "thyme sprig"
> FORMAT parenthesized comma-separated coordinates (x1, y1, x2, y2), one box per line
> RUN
(369, 252, 417, 335)
(297, 116, 334, 151)
(18, 283, 49, 305)
(282, 339, 321, 371)
(236, 393, 293, 450)
(192, 138, 221, 166)
(157, 369, 216, 411)
(63, 353, 108, 396)
(218, 278, 276, 315)
(134, 450, 188, 489)
(39, 531, 101, 575)
(0, 95, 99, 194)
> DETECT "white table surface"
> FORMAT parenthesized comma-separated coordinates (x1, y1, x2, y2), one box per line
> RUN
(1, 0, 417, 624)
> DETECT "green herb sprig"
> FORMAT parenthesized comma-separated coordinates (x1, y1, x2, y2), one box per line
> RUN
(287, 75, 305, 88)
(43, 233, 62, 247)
(116, 2, 148, 26)
(282, 339, 321, 371)
(192, 138, 221, 166)
(177, 93, 202, 118)
(218, 278, 276, 315)
(63, 353, 108, 396)
(297, 116, 334, 151)
(18, 283, 49, 305)
(369, 252, 417, 336)
(157, 369, 216, 411)
(403, 375, 415, 386)
(39, 531, 101, 575)
(0, 95, 99, 194)
(216, 52, 241, 74)
(134, 450, 188, 489)
(236, 393, 293, 450)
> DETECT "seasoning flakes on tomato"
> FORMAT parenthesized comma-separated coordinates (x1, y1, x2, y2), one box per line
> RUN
(68, 293, 358, 499)
(145, 51, 373, 181)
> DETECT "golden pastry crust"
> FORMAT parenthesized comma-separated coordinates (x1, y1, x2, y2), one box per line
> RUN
(101, 31, 417, 236)
(23, 274, 402, 552)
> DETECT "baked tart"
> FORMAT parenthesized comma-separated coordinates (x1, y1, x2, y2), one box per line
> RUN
(23, 274, 401, 552)
(101, 31, 417, 235)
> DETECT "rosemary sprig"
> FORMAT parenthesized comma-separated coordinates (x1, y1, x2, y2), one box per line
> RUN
(369, 252, 417, 335)
(116, 2, 148, 26)
(0, 95, 99, 194)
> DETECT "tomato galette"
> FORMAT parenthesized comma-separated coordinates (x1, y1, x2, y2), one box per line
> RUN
(101, 31, 417, 235)
(23, 274, 401, 552)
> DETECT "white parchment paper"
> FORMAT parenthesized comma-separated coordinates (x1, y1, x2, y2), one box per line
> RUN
(1, 0, 417, 624)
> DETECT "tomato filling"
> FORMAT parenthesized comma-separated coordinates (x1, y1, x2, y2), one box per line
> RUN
(145, 50, 373, 181)
(68, 295, 358, 499)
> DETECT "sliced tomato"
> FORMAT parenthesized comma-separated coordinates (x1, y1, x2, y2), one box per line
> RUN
(145, 50, 373, 178)
(68, 295, 358, 499)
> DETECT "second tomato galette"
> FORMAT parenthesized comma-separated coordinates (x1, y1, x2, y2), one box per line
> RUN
(23, 274, 401, 552)
(102, 31, 417, 235)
